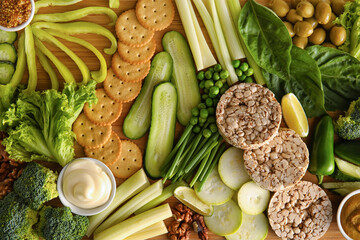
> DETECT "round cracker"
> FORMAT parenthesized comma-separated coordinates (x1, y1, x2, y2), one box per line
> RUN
(104, 68, 142, 103)
(108, 140, 142, 179)
(116, 9, 154, 47)
(136, 0, 175, 31)
(73, 113, 112, 149)
(112, 52, 150, 83)
(84, 131, 122, 166)
(118, 39, 156, 65)
(84, 88, 123, 125)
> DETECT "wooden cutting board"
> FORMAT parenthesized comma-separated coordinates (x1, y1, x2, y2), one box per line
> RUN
(32, 0, 345, 239)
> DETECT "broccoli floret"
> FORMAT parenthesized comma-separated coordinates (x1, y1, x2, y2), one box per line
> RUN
(335, 98, 360, 140)
(13, 162, 58, 210)
(36, 206, 89, 240)
(0, 192, 39, 240)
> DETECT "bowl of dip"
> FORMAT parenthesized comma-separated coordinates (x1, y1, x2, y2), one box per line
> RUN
(337, 189, 360, 240)
(57, 157, 116, 216)
(0, 0, 35, 32)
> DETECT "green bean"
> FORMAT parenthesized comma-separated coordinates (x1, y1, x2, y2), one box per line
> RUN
(190, 151, 211, 187)
(24, 26, 37, 93)
(33, 7, 118, 26)
(32, 22, 117, 55)
(198, 141, 221, 182)
(36, 49, 59, 90)
(35, 0, 83, 13)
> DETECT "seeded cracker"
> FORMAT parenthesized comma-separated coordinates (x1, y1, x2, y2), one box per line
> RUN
(84, 88, 123, 126)
(117, 38, 156, 65)
(112, 52, 150, 83)
(84, 131, 122, 166)
(108, 140, 142, 179)
(104, 68, 142, 103)
(73, 113, 112, 149)
(135, 0, 175, 31)
(116, 9, 154, 47)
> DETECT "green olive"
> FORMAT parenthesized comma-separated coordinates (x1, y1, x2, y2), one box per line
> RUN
(308, 0, 330, 6)
(315, 2, 332, 24)
(330, 26, 346, 46)
(293, 36, 309, 48)
(296, 1, 315, 18)
(322, 42, 336, 48)
(309, 27, 327, 44)
(286, 9, 304, 24)
(305, 17, 319, 29)
(294, 21, 314, 37)
(284, 21, 295, 37)
(291, 0, 303, 8)
(331, 0, 345, 15)
(270, 0, 290, 17)
(322, 13, 336, 30)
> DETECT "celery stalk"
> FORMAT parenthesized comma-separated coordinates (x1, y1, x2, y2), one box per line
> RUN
(86, 169, 150, 237)
(215, 0, 245, 60)
(123, 222, 167, 240)
(226, 0, 241, 25)
(95, 180, 163, 233)
(174, 0, 216, 70)
(93, 204, 172, 240)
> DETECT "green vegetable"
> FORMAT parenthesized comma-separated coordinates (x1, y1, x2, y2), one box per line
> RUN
(144, 82, 177, 179)
(162, 31, 201, 125)
(0, 61, 15, 85)
(36, 206, 89, 240)
(335, 141, 360, 165)
(36, 49, 59, 90)
(322, 181, 360, 196)
(0, 30, 17, 44)
(33, 7, 118, 26)
(306, 45, 360, 111)
(308, 115, 335, 184)
(335, 156, 360, 180)
(124, 52, 173, 139)
(0, 192, 38, 240)
(334, 97, 360, 140)
(13, 162, 58, 210)
(109, 0, 119, 8)
(331, 168, 359, 181)
(35, 0, 83, 13)
(24, 26, 37, 93)
(239, 0, 292, 80)
(1, 81, 97, 166)
(0, 43, 17, 63)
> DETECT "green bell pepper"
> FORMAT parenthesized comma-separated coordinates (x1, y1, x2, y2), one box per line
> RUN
(36, 48, 59, 90)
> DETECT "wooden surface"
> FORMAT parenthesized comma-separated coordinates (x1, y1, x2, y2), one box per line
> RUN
(31, 0, 346, 239)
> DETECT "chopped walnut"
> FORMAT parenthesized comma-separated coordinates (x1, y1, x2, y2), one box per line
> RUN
(193, 214, 208, 240)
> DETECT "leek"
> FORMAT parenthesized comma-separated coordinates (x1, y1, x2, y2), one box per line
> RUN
(174, 0, 216, 70)
(95, 180, 163, 233)
(94, 204, 172, 240)
(215, 0, 245, 60)
(123, 222, 167, 240)
(86, 169, 150, 237)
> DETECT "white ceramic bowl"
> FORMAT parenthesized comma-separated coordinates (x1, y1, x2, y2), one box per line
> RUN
(337, 189, 360, 240)
(0, 0, 35, 32)
(57, 157, 116, 216)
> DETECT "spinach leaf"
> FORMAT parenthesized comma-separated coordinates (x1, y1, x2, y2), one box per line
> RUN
(307, 45, 360, 111)
(264, 46, 326, 118)
(238, 0, 292, 80)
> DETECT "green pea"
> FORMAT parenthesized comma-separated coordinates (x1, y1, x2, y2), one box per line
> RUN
(207, 116, 216, 123)
(204, 80, 214, 89)
(199, 122, 204, 127)
(232, 59, 241, 68)
(198, 103, 206, 109)
(205, 71, 213, 79)
(245, 68, 254, 76)
(214, 64, 222, 72)
(240, 74, 247, 81)
(199, 117, 207, 124)
(220, 70, 230, 79)
(215, 80, 223, 89)
(213, 72, 220, 81)
(236, 68, 243, 77)
(245, 77, 253, 83)
(203, 129, 212, 138)
(204, 88, 209, 94)
(209, 86, 220, 96)
(200, 109, 209, 119)
(220, 86, 227, 94)
(208, 107, 215, 115)
(202, 94, 209, 100)
(191, 107, 199, 117)
(220, 78, 227, 84)
(209, 123, 218, 133)
(208, 67, 214, 72)
(205, 98, 213, 107)
(199, 81, 205, 88)
(197, 71, 205, 80)
(193, 125, 201, 133)
(190, 116, 198, 125)
(240, 62, 249, 72)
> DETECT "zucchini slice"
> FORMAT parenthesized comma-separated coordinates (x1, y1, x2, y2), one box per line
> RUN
(0, 43, 17, 63)
(226, 212, 268, 240)
(144, 82, 177, 179)
(0, 30, 17, 44)
(123, 52, 173, 139)
(0, 61, 15, 84)
(162, 31, 201, 126)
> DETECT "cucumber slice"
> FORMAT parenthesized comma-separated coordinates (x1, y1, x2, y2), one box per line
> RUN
(237, 181, 270, 215)
(123, 52, 173, 139)
(194, 167, 234, 205)
(174, 186, 213, 216)
(204, 200, 242, 236)
(226, 212, 268, 240)
(0, 43, 17, 63)
(144, 82, 177, 179)
(162, 31, 201, 126)
(0, 61, 15, 84)
(218, 147, 251, 190)
(0, 30, 17, 44)
(335, 157, 360, 180)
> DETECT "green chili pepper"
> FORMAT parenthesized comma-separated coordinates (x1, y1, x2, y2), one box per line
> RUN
(34, 38, 75, 84)
(35, 0, 83, 13)
(45, 29, 107, 83)
(109, 0, 120, 8)
(309, 115, 335, 184)
(33, 7, 118, 26)
(32, 22, 117, 55)
(24, 26, 37, 93)
(32, 28, 90, 84)
(9, 32, 26, 88)
(36, 49, 59, 90)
